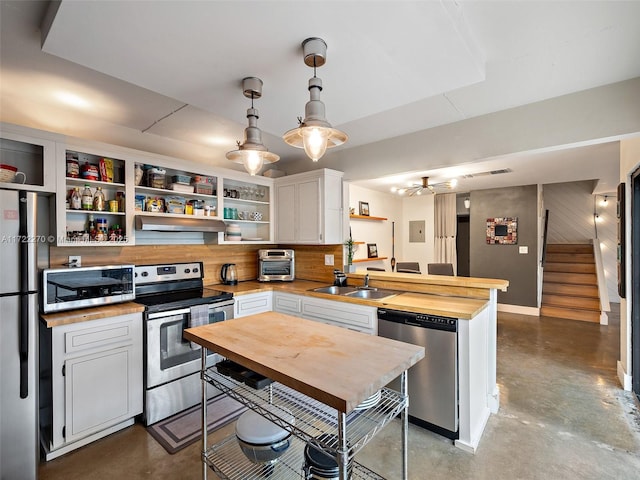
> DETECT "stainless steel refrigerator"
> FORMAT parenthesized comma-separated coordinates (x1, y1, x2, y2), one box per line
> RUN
(0, 189, 41, 480)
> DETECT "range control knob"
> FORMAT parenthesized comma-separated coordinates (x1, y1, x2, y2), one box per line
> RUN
(185, 268, 191, 274)
(193, 267, 199, 273)
(141, 271, 148, 277)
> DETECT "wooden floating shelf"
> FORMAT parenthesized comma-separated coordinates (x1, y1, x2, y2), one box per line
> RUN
(350, 214, 387, 221)
(353, 241, 366, 245)
(352, 257, 388, 263)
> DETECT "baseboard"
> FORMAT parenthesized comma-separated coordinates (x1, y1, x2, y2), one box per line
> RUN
(497, 304, 540, 316)
(43, 418, 135, 461)
(617, 360, 632, 391)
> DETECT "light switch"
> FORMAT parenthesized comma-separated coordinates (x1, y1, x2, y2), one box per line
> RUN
(325, 254, 334, 266)
(519, 246, 528, 254)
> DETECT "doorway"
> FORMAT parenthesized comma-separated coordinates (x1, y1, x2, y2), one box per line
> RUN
(457, 215, 470, 277)
(632, 168, 639, 401)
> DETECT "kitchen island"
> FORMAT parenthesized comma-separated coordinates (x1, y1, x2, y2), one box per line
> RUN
(185, 312, 425, 480)
(214, 271, 508, 453)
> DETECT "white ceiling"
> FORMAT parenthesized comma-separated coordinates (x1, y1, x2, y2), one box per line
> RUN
(2, 1, 640, 195)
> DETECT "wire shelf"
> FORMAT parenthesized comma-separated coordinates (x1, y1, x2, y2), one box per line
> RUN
(204, 434, 384, 480)
(203, 367, 407, 460)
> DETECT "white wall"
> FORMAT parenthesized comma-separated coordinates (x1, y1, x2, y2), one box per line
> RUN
(401, 195, 435, 274)
(348, 184, 434, 272)
(348, 184, 402, 270)
(619, 136, 640, 390)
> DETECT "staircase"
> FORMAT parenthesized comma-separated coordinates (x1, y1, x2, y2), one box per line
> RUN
(541, 244, 601, 323)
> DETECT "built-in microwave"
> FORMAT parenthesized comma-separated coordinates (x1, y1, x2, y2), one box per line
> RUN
(41, 265, 135, 313)
(258, 249, 295, 282)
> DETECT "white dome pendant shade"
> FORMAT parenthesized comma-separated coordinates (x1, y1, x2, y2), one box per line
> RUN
(283, 38, 347, 162)
(226, 77, 279, 176)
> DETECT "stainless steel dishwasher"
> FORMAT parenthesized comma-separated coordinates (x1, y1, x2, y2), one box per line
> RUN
(377, 308, 458, 440)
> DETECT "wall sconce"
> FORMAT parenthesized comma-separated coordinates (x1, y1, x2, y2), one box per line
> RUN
(464, 197, 470, 209)
(226, 77, 279, 176)
(283, 37, 348, 162)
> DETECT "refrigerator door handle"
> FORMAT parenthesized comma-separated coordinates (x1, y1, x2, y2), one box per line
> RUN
(18, 190, 36, 399)
(19, 293, 29, 398)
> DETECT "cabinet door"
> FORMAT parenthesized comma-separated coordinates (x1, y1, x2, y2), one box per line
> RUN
(275, 183, 297, 242)
(302, 297, 376, 334)
(297, 178, 321, 243)
(235, 292, 273, 318)
(273, 292, 303, 316)
(64, 346, 132, 443)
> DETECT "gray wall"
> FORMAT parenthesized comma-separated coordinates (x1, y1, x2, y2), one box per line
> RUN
(470, 185, 539, 307)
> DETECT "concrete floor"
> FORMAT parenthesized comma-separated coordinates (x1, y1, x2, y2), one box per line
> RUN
(39, 307, 640, 480)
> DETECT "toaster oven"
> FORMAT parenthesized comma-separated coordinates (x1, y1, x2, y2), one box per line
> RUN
(258, 249, 295, 282)
(41, 265, 135, 313)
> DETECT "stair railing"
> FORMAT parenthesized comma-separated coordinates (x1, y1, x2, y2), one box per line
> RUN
(541, 209, 549, 267)
(591, 238, 611, 324)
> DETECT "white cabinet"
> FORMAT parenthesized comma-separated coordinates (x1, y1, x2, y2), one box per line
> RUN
(274, 169, 343, 244)
(301, 296, 377, 334)
(234, 291, 273, 318)
(41, 312, 143, 460)
(273, 292, 376, 334)
(273, 292, 303, 316)
(0, 123, 57, 193)
(218, 174, 274, 243)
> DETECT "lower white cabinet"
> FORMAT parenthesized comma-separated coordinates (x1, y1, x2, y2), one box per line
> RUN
(302, 296, 377, 334)
(234, 291, 273, 318)
(273, 292, 303, 316)
(40, 312, 143, 460)
(273, 292, 376, 334)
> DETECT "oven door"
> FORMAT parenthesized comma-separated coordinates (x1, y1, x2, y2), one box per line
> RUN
(258, 259, 294, 281)
(145, 299, 234, 388)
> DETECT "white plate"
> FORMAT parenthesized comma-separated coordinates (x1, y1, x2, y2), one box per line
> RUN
(243, 237, 263, 241)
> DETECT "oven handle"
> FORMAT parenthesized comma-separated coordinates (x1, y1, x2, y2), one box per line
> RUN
(146, 299, 235, 320)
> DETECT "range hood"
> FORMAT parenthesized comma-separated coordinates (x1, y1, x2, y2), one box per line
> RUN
(135, 215, 227, 233)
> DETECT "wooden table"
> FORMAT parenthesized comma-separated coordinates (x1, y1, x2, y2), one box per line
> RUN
(185, 312, 425, 480)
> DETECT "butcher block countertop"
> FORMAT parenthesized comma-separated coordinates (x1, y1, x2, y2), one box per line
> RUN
(184, 311, 425, 413)
(41, 302, 145, 328)
(214, 279, 490, 319)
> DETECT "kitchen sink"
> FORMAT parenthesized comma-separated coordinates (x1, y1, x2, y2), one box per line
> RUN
(311, 286, 358, 295)
(344, 289, 398, 300)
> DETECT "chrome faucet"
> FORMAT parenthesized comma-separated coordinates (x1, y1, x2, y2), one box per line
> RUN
(363, 274, 369, 288)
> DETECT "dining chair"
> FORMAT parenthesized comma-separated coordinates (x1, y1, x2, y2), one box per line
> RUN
(427, 263, 455, 276)
(396, 262, 421, 274)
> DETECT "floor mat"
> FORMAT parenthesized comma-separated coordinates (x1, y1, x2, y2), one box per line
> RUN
(147, 394, 246, 454)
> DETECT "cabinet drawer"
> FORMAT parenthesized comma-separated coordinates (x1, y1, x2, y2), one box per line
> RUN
(273, 293, 302, 316)
(62, 316, 137, 355)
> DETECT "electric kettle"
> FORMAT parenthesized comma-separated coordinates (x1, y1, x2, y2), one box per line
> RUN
(221, 263, 238, 285)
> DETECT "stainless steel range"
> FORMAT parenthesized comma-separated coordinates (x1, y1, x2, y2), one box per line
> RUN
(134, 262, 234, 425)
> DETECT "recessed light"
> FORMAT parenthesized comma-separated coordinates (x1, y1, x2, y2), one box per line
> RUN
(54, 91, 90, 109)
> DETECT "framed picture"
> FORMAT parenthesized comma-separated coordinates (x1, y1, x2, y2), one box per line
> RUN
(359, 201, 370, 216)
(486, 217, 518, 244)
(367, 243, 378, 258)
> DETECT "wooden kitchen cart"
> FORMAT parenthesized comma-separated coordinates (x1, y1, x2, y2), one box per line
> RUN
(185, 312, 425, 480)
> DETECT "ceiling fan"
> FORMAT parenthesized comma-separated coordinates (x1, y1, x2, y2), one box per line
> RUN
(391, 176, 457, 196)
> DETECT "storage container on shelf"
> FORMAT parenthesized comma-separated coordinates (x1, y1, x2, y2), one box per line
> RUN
(146, 167, 166, 189)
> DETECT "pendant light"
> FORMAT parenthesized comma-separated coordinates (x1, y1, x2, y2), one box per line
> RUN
(283, 37, 348, 161)
(226, 77, 279, 176)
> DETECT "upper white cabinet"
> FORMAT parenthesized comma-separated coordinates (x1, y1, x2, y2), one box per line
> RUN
(0, 123, 58, 193)
(274, 169, 343, 244)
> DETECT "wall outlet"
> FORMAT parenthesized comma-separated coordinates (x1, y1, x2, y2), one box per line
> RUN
(68, 255, 81, 267)
(324, 254, 334, 266)
(518, 246, 528, 254)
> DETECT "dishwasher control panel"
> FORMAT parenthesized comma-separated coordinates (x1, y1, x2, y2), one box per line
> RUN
(378, 308, 457, 332)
